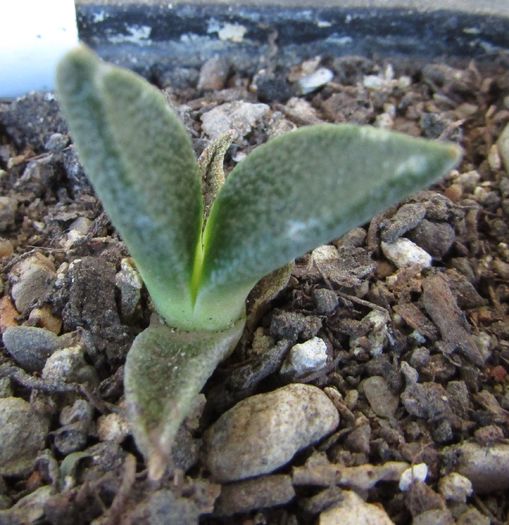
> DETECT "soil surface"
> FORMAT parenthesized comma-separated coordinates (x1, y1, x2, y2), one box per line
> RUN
(1, 51, 509, 525)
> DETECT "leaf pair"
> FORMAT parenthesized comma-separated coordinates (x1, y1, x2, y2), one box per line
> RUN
(56, 45, 461, 478)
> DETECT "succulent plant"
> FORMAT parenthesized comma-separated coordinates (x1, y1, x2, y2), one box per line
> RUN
(56, 45, 461, 479)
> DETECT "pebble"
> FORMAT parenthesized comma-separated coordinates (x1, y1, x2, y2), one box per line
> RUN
(204, 383, 339, 482)
(380, 203, 427, 243)
(0, 238, 13, 258)
(362, 376, 399, 418)
(497, 122, 509, 175)
(97, 413, 130, 443)
(443, 442, 509, 493)
(28, 306, 62, 334)
(53, 423, 89, 455)
(0, 296, 18, 333)
(318, 490, 394, 525)
(381, 238, 432, 270)
(42, 346, 99, 387)
(201, 101, 270, 140)
(313, 288, 339, 315)
(2, 326, 61, 372)
(0, 397, 49, 476)
(350, 310, 390, 358)
(60, 399, 94, 427)
(197, 56, 230, 90)
(214, 474, 295, 516)
(0, 377, 13, 398)
(407, 220, 455, 259)
(0, 196, 17, 232)
(44, 132, 69, 152)
(456, 507, 490, 525)
(10, 253, 56, 314)
(399, 463, 428, 491)
(115, 258, 143, 319)
(128, 489, 201, 525)
(270, 310, 322, 342)
(412, 509, 454, 525)
(438, 472, 472, 502)
(280, 337, 328, 376)
(0, 485, 54, 524)
(297, 67, 334, 95)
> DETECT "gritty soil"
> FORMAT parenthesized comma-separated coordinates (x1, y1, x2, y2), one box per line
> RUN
(1, 50, 509, 525)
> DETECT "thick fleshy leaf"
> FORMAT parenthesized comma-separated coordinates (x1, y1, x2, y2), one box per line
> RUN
(124, 318, 245, 480)
(56, 46, 202, 326)
(199, 124, 460, 305)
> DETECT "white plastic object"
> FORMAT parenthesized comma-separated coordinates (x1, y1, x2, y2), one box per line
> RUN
(0, 0, 78, 98)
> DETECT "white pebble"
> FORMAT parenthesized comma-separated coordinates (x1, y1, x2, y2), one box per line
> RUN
(439, 472, 473, 502)
(381, 238, 432, 270)
(280, 337, 328, 376)
(399, 463, 428, 491)
(298, 67, 334, 95)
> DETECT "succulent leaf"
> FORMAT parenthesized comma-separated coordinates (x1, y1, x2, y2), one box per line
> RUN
(56, 45, 203, 327)
(124, 318, 245, 480)
(198, 124, 461, 308)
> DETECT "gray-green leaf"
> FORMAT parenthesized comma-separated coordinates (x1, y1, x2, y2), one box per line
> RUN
(200, 124, 460, 297)
(124, 318, 245, 480)
(56, 45, 202, 327)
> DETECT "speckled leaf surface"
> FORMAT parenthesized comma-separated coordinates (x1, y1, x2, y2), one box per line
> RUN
(56, 46, 202, 324)
(200, 124, 461, 295)
(124, 318, 245, 480)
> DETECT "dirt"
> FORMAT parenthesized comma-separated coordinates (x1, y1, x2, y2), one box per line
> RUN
(1, 50, 509, 525)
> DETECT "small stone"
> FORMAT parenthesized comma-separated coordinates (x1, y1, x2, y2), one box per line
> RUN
(401, 380, 452, 421)
(407, 220, 455, 259)
(97, 413, 130, 443)
(44, 132, 69, 152)
(128, 489, 201, 525)
(362, 376, 399, 418)
(0, 485, 54, 524)
(350, 310, 390, 358)
(115, 258, 143, 319)
(409, 347, 431, 369)
(10, 253, 56, 314)
(42, 346, 99, 387)
(0, 238, 13, 258)
(438, 472, 473, 502)
(297, 67, 334, 95)
(313, 288, 339, 315)
(0, 397, 49, 476)
(380, 203, 427, 243)
(0, 196, 17, 232)
(204, 383, 339, 482)
(0, 377, 13, 398)
(61, 216, 92, 249)
(399, 463, 428, 491)
(456, 507, 490, 525)
(280, 337, 328, 376)
(28, 306, 62, 334)
(0, 296, 19, 333)
(381, 238, 432, 270)
(201, 101, 270, 140)
(443, 442, 509, 493)
(497, 122, 509, 175)
(344, 423, 371, 454)
(197, 56, 230, 90)
(270, 310, 322, 342)
(318, 490, 393, 525)
(255, 74, 294, 103)
(413, 509, 454, 525)
(214, 474, 295, 516)
(60, 399, 94, 427)
(53, 423, 88, 455)
(2, 326, 60, 372)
